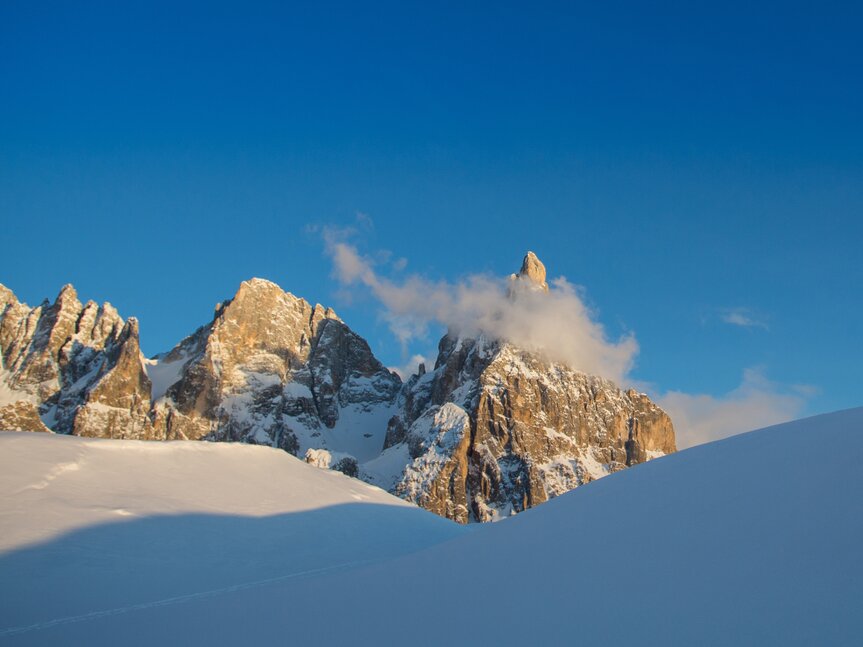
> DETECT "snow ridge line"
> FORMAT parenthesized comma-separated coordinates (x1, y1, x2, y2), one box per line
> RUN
(0, 559, 376, 637)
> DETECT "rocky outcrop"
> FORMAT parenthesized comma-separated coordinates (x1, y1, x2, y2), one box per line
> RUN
(0, 283, 148, 437)
(372, 253, 677, 523)
(71, 318, 155, 440)
(0, 401, 52, 433)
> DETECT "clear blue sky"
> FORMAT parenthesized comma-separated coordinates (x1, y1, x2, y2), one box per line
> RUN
(2, 1, 861, 433)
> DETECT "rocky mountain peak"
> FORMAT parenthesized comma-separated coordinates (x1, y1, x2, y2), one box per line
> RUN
(56, 283, 79, 305)
(204, 278, 342, 368)
(510, 251, 549, 293)
(124, 316, 141, 337)
(139, 278, 401, 459)
(234, 277, 283, 299)
(223, 278, 341, 326)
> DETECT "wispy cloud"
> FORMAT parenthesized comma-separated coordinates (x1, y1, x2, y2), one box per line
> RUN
(656, 368, 813, 449)
(720, 308, 769, 330)
(323, 229, 638, 386)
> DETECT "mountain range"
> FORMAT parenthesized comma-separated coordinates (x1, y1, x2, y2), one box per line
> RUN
(0, 252, 676, 522)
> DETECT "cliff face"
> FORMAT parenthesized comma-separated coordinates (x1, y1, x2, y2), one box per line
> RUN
(375, 333, 675, 523)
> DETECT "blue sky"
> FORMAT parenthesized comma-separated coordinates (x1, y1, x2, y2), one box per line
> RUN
(2, 1, 861, 444)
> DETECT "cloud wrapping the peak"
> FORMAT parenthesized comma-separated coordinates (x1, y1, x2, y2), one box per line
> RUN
(322, 228, 816, 449)
(325, 236, 638, 385)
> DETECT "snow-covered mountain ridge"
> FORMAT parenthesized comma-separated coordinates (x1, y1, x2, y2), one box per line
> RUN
(0, 254, 676, 522)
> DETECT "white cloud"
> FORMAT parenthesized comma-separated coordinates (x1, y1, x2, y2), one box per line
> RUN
(657, 368, 811, 449)
(323, 234, 638, 386)
(720, 308, 769, 330)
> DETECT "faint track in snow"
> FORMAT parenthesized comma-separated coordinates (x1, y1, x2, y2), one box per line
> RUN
(14, 460, 82, 493)
(0, 559, 375, 638)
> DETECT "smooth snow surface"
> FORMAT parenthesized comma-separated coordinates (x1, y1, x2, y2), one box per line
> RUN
(0, 433, 465, 641)
(3, 408, 863, 645)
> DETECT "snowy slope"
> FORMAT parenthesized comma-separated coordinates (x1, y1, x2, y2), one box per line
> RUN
(3, 408, 863, 645)
(0, 433, 466, 639)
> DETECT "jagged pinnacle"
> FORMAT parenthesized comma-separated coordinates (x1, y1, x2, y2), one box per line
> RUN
(517, 251, 549, 292)
(56, 283, 79, 304)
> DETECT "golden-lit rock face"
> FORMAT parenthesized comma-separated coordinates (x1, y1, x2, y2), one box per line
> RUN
(72, 318, 155, 440)
(148, 277, 399, 449)
(149, 278, 343, 443)
(0, 282, 140, 437)
(386, 333, 676, 523)
(518, 251, 549, 291)
(0, 401, 52, 433)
